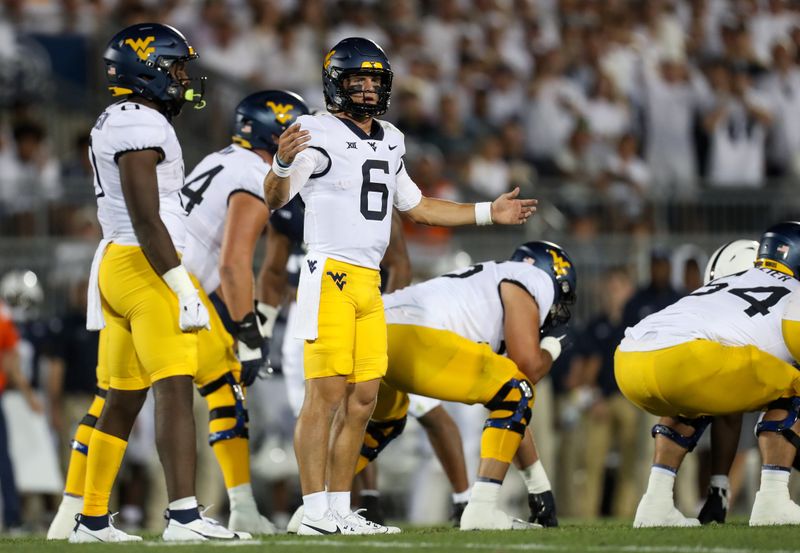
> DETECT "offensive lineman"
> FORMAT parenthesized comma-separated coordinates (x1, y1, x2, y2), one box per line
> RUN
(69, 24, 237, 542)
(264, 37, 536, 535)
(617, 222, 800, 527)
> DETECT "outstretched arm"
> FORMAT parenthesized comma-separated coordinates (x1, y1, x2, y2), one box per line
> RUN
(404, 187, 537, 227)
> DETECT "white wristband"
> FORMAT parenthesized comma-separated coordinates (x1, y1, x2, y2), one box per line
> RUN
(162, 265, 196, 299)
(256, 302, 279, 338)
(271, 161, 292, 178)
(475, 202, 493, 226)
(540, 336, 562, 362)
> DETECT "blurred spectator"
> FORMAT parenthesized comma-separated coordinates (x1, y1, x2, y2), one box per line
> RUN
(575, 267, 638, 519)
(599, 134, 651, 232)
(0, 301, 24, 531)
(584, 72, 631, 165)
(760, 41, 800, 176)
(466, 134, 510, 200)
(749, 0, 798, 66)
(623, 248, 683, 329)
(703, 64, 773, 187)
(485, 64, 525, 126)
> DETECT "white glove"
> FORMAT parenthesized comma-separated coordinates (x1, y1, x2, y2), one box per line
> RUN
(255, 302, 279, 339)
(540, 335, 564, 362)
(163, 265, 211, 332)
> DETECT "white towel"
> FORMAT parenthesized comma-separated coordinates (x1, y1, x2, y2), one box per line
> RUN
(293, 252, 327, 340)
(86, 239, 111, 331)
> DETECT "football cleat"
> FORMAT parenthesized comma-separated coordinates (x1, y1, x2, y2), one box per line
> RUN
(460, 501, 541, 531)
(286, 504, 304, 534)
(297, 510, 343, 536)
(68, 513, 142, 543)
(359, 494, 385, 526)
(47, 494, 83, 540)
(338, 509, 400, 534)
(698, 486, 727, 524)
(450, 501, 467, 528)
(162, 506, 248, 541)
(528, 491, 559, 527)
(633, 494, 701, 528)
(750, 490, 800, 526)
(229, 504, 277, 535)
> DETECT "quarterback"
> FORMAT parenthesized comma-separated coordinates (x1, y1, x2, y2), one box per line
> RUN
(617, 222, 800, 527)
(263, 37, 536, 535)
(67, 24, 238, 542)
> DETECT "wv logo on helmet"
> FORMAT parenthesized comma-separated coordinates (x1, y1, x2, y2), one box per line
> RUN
(266, 102, 295, 124)
(327, 271, 347, 291)
(125, 36, 156, 61)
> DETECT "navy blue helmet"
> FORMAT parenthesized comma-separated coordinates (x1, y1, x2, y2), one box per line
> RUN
(757, 221, 800, 279)
(233, 90, 310, 154)
(510, 241, 577, 333)
(322, 37, 393, 117)
(103, 23, 205, 117)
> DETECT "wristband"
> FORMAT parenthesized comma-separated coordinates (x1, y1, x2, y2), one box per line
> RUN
(162, 265, 195, 299)
(475, 202, 493, 226)
(540, 336, 562, 362)
(256, 302, 279, 338)
(272, 156, 292, 178)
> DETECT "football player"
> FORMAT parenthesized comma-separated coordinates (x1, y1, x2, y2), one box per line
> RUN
(617, 223, 800, 527)
(68, 24, 238, 542)
(264, 36, 536, 536)
(345, 241, 573, 530)
(259, 200, 471, 528)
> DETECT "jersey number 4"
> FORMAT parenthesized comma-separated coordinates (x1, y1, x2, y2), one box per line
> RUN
(181, 165, 223, 214)
(691, 283, 791, 317)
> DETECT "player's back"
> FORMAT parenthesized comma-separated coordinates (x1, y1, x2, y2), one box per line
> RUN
(295, 113, 415, 270)
(621, 267, 799, 362)
(384, 260, 555, 352)
(182, 144, 269, 292)
(90, 101, 186, 250)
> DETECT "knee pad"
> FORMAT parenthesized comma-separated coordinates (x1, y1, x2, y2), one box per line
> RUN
(360, 417, 407, 463)
(70, 395, 106, 456)
(483, 377, 534, 436)
(755, 397, 800, 454)
(651, 416, 712, 452)
(199, 373, 249, 446)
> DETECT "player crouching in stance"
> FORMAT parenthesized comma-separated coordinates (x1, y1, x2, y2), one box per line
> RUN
(354, 241, 575, 530)
(617, 223, 800, 527)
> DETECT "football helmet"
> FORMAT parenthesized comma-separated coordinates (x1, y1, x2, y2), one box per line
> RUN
(756, 221, 800, 279)
(233, 90, 310, 154)
(103, 23, 205, 117)
(322, 37, 393, 117)
(703, 239, 758, 284)
(509, 241, 577, 333)
(0, 270, 44, 322)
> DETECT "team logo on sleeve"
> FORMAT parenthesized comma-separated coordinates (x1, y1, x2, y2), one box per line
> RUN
(327, 271, 347, 291)
(549, 250, 572, 277)
(266, 101, 295, 124)
(124, 36, 156, 61)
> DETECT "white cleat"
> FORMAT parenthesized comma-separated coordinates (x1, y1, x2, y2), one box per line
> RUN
(750, 490, 800, 526)
(47, 495, 83, 540)
(297, 510, 343, 535)
(229, 505, 277, 535)
(286, 505, 304, 534)
(68, 513, 143, 543)
(460, 501, 541, 530)
(162, 507, 251, 541)
(338, 509, 401, 535)
(633, 494, 701, 528)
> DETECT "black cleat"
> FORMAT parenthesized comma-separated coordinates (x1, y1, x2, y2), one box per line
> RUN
(528, 491, 558, 527)
(698, 486, 728, 524)
(450, 502, 467, 528)
(359, 494, 385, 526)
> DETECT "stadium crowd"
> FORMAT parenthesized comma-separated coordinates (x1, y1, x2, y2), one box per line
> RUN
(0, 0, 799, 534)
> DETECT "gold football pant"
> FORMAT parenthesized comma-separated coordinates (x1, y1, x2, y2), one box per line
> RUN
(357, 324, 534, 472)
(615, 340, 800, 418)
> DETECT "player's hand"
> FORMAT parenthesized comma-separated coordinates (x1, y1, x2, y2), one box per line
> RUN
(235, 312, 268, 386)
(491, 187, 537, 225)
(276, 123, 311, 165)
(178, 290, 211, 332)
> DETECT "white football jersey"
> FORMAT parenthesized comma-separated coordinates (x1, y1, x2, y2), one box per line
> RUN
(620, 267, 799, 362)
(90, 101, 187, 250)
(288, 113, 422, 269)
(384, 261, 555, 352)
(182, 144, 269, 292)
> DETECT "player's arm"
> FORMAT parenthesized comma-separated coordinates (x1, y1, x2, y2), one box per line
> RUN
(263, 123, 312, 209)
(500, 282, 553, 384)
(381, 210, 412, 293)
(2, 347, 42, 413)
(256, 220, 292, 308)
(118, 150, 209, 331)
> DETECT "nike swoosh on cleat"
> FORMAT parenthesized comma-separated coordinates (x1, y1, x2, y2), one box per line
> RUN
(173, 525, 238, 541)
(300, 523, 341, 535)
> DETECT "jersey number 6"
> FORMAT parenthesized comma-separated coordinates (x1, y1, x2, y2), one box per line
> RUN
(361, 159, 389, 221)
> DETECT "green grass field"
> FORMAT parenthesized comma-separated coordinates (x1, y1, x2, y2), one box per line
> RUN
(1, 521, 799, 553)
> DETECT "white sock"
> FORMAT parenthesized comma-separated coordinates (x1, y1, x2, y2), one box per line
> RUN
(328, 491, 351, 517)
(760, 466, 790, 494)
(709, 474, 730, 491)
(452, 489, 470, 504)
(228, 483, 256, 509)
(646, 465, 677, 496)
(470, 481, 501, 505)
(520, 460, 551, 494)
(303, 491, 329, 521)
(168, 496, 198, 511)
